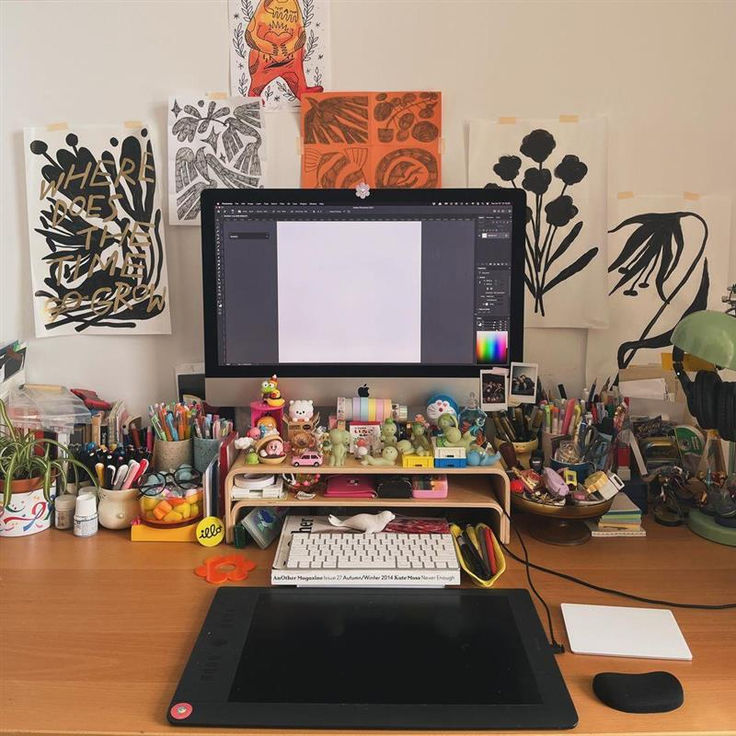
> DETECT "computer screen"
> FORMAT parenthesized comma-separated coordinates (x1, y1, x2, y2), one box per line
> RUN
(202, 189, 525, 382)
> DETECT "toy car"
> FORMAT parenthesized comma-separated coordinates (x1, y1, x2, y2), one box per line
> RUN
(292, 450, 323, 467)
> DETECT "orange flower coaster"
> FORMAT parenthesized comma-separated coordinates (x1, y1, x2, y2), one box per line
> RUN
(194, 555, 256, 585)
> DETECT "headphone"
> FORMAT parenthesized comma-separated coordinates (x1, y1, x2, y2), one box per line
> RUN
(673, 346, 736, 441)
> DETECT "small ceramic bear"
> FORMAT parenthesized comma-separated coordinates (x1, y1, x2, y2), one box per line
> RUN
(289, 399, 314, 423)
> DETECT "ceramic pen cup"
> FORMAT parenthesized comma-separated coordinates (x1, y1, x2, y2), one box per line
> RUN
(193, 436, 221, 473)
(97, 487, 140, 530)
(152, 438, 193, 472)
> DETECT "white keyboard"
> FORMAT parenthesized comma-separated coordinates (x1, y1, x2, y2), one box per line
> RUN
(285, 532, 460, 571)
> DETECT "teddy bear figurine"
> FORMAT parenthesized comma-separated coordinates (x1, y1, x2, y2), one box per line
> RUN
(328, 428, 351, 467)
(289, 399, 314, 423)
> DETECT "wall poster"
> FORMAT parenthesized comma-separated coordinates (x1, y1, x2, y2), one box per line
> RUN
(23, 124, 171, 337)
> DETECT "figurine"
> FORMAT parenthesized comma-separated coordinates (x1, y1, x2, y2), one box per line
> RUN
(255, 434, 286, 464)
(289, 399, 314, 423)
(361, 446, 399, 466)
(409, 419, 432, 456)
(255, 415, 278, 437)
(289, 429, 315, 456)
(353, 437, 370, 461)
(380, 418, 398, 447)
(327, 428, 351, 467)
(467, 448, 501, 466)
(426, 394, 459, 425)
(328, 510, 395, 534)
(235, 436, 260, 465)
(437, 414, 478, 450)
(260, 375, 285, 407)
(458, 400, 487, 445)
(396, 439, 415, 455)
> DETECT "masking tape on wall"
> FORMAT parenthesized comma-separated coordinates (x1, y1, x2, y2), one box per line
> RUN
(683, 191, 701, 201)
(207, 92, 228, 99)
(617, 191, 635, 199)
(498, 116, 517, 125)
(124, 120, 143, 129)
(559, 114, 579, 123)
(46, 122, 68, 131)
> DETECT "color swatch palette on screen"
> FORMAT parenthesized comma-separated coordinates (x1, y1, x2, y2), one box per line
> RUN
(476, 331, 508, 364)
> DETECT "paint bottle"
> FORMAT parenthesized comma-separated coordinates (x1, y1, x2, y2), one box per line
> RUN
(54, 494, 77, 530)
(73, 492, 98, 537)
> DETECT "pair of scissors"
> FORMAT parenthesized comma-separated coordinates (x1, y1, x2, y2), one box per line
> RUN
(579, 424, 610, 469)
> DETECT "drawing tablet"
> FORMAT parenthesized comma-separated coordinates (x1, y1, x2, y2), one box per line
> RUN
(168, 587, 577, 730)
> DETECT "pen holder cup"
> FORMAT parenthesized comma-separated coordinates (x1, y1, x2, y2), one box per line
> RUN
(193, 437, 221, 474)
(450, 522, 506, 588)
(499, 438, 538, 469)
(98, 487, 140, 530)
(153, 438, 193, 472)
(139, 487, 204, 527)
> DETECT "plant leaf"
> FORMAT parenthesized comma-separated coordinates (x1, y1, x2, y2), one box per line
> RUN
(618, 259, 710, 369)
(654, 230, 673, 300)
(543, 247, 598, 293)
(547, 221, 582, 268)
(608, 222, 655, 273)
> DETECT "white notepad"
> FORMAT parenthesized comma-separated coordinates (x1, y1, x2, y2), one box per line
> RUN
(561, 603, 692, 661)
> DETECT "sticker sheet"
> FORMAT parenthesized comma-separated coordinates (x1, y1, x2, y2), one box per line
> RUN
(301, 91, 442, 189)
(586, 194, 732, 384)
(468, 117, 608, 329)
(229, 0, 329, 110)
(23, 124, 171, 336)
(168, 93, 266, 225)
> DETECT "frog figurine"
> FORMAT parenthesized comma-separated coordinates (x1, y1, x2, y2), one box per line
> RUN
(361, 446, 399, 466)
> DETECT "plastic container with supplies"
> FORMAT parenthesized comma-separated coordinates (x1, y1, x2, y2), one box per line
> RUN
(450, 522, 506, 588)
(5, 384, 91, 434)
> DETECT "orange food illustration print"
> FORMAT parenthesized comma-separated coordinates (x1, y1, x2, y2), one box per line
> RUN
(301, 91, 442, 189)
(230, 0, 329, 109)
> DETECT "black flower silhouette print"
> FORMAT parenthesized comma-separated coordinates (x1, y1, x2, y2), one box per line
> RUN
(607, 211, 710, 368)
(485, 128, 598, 316)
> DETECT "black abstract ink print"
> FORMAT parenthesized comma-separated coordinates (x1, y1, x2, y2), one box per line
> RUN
(171, 98, 264, 221)
(28, 130, 168, 332)
(608, 211, 710, 369)
(486, 128, 598, 316)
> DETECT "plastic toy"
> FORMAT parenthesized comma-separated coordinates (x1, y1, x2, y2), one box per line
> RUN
(396, 439, 414, 455)
(543, 467, 570, 499)
(255, 434, 286, 464)
(458, 401, 487, 445)
(256, 415, 278, 436)
(194, 554, 256, 585)
(289, 399, 314, 422)
(426, 394, 459, 424)
(327, 428, 351, 467)
(401, 454, 434, 469)
(353, 437, 370, 461)
(292, 450, 323, 467)
(380, 418, 398, 447)
(289, 429, 316, 455)
(260, 375, 285, 407)
(467, 449, 501, 467)
(409, 419, 432, 456)
(361, 446, 399, 466)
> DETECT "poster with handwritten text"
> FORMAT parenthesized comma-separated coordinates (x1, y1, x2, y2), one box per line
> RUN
(229, 0, 330, 110)
(23, 124, 172, 337)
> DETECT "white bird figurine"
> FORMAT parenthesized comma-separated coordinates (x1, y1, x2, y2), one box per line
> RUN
(327, 510, 395, 534)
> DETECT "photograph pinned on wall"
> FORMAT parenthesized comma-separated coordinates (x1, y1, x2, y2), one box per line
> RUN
(509, 363, 538, 404)
(23, 124, 172, 337)
(585, 193, 732, 385)
(301, 91, 442, 189)
(229, 0, 330, 111)
(168, 93, 266, 225)
(467, 116, 608, 330)
(480, 368, 509, 412)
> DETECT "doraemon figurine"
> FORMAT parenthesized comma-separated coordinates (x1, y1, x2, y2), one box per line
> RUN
(426, 394, 459, 425)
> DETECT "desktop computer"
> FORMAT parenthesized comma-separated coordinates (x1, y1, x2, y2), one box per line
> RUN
(201, 188, 526, 407)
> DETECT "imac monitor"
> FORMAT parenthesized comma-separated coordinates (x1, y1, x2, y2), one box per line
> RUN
(201, 188, 526, 405)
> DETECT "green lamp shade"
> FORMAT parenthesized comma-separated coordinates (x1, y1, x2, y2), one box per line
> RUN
(672, 311, 736, 370)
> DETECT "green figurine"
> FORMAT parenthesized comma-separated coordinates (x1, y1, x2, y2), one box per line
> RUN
(410, 420, 432, 456)
(396, 439, 415, 455)
(245, 447, 260, 464)
(361, 446, 399, 466)
(328, 428, 351, 467)
(380, 418, 398, 447)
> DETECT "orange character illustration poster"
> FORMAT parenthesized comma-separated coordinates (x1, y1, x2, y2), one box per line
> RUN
(230, 0, 329, 110)
(301, 92, 442, 189)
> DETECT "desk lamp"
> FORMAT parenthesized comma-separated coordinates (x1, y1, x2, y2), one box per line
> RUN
(672, 309, 736, 546)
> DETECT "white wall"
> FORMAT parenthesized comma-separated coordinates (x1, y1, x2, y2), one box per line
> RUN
(2, 0, 735, 417)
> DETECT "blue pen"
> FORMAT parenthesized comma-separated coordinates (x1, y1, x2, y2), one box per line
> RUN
(166, 413, 179, 441)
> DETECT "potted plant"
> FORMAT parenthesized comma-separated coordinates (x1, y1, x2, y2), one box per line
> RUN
(0, 399, 96, 537)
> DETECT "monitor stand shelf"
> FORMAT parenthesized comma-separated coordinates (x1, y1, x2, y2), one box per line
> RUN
(224, 453, 510, 545)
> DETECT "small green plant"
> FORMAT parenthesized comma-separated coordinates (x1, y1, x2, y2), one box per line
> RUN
(0, 399, 96, 508)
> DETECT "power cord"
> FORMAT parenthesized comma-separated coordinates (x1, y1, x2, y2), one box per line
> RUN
(496, 506, 736, 655)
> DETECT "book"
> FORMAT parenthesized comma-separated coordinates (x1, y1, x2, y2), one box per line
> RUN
(585, 520, 647, 537)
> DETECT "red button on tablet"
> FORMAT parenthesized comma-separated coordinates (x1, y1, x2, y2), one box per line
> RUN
(170, 702, 193, 720)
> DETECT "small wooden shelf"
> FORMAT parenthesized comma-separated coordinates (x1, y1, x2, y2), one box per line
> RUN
(225, 452, 510, 544)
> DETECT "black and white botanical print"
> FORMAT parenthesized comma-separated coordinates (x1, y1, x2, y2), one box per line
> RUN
(468, 117, 608, 329)
(586, 195, 732, 384)
(23, 125, 171, 337)
(229, 0, 329, 111)
(168, 94, 266, 225)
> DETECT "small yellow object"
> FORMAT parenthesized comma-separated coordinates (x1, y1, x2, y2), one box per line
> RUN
(141, 496, 158, 511)
(401, 454, 434, 469)
(196, 516, 225, 547)
(178, 502, 191, 518)
(584, 471, 608, 493)
(190, 502, 200, 518)
(163, 510, 184, 522)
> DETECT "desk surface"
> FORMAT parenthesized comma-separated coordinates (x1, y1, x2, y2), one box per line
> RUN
(1, 520, 734, 736)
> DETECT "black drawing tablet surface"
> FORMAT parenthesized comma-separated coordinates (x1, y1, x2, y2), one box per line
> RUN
(168, 587, 577, 730)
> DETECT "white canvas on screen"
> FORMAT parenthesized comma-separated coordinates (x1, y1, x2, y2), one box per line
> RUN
(586, 194, 732, 385)
(468, 117, 608, 329)
(277, 221, 421, 363)
(23, 124, 172, 337)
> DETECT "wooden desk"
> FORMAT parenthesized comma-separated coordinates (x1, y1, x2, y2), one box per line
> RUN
(1, 520, 734, 735)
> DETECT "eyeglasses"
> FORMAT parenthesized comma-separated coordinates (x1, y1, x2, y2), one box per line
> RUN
(137, 466, 202, 496)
